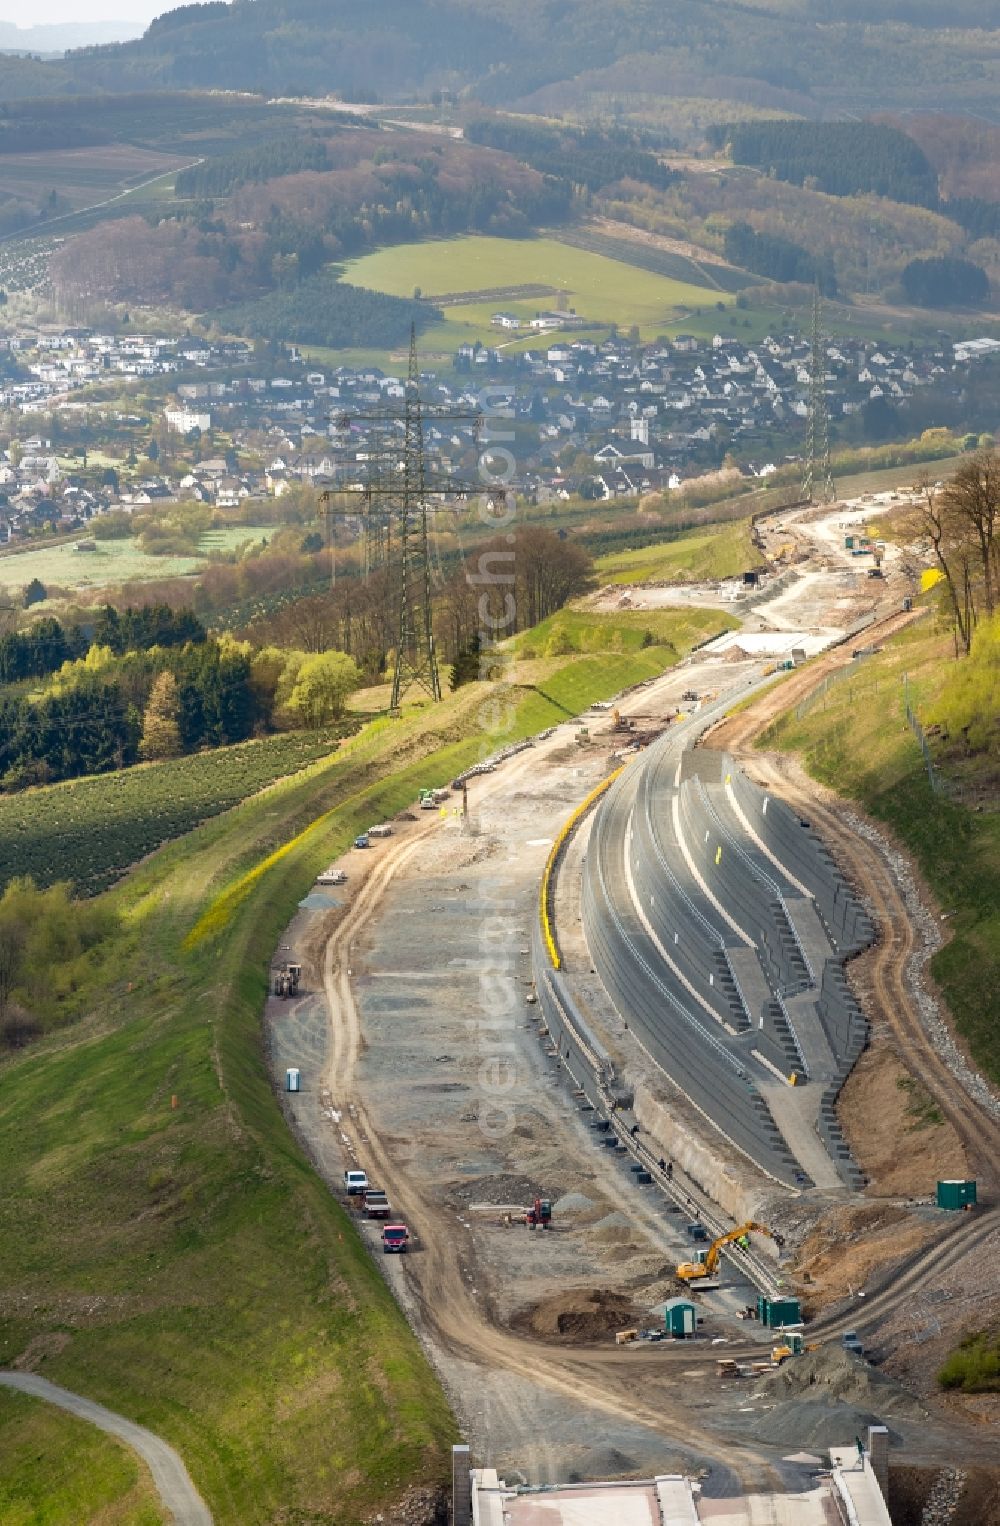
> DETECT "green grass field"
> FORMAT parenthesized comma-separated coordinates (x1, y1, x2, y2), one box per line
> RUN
(0, 1389, 164, 1525)
(0, 527, 276, 597)
(344, 234, 732, 346)
(512, 603, 736, 660)
(832, 454, 966, 499)
(0, 144, 188, 213)
(760, 615, 1000, 1085)
(0, 618, 722, 1520)
(0, 539, 202, 593)
(198, 525, 278, 554)
(594, 519, 763, 584)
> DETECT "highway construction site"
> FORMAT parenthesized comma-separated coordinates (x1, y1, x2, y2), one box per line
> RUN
(264, 492, 1000, 1512)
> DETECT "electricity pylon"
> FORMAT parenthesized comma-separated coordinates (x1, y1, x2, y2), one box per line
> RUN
(802, 287, 835, 503)
(391, 327, 441, 709)
(321, 325, 489, 713)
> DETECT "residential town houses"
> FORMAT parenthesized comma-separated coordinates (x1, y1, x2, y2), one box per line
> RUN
(0, 320, 990, 544)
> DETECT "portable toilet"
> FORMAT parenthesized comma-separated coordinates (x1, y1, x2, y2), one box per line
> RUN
(937, 1179, 976, 1211)
(285, 1067, 301, 1093)
(663, 1297, 698, 1339)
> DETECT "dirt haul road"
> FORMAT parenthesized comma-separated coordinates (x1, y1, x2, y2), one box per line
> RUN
(267, 500, 993, 1484)
(310, 737, 785, 1492)
(281, 661, 996, 1490)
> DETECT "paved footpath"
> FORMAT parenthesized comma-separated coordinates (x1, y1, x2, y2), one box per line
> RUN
(0, 1372, 212, 1525)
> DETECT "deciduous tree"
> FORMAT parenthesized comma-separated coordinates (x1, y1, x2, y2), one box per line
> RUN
(284, 651, 360, 726)
(140, 670, 183, 760)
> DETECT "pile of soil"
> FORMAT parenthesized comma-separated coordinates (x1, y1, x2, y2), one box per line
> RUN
(794, 1201, 936, 1314)
(516, 1288, 644, 1345)
(452, 1173, 540, 1206)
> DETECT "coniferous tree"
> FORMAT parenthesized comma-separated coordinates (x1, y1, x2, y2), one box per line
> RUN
(450, 633, 481, 689)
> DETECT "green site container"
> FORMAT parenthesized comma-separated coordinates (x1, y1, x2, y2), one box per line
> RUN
(937, 1179, 977, 1211)
(663, 1298, 698, 1338)
(757, 1295, 802, 1329)
(845, 535, 854, 548)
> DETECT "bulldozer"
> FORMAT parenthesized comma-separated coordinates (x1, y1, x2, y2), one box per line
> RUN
(677, 1220, 777, 1281)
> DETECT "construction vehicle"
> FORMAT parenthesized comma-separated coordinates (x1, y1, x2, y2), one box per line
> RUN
(368, 823, 393, 838)
(677, 1220, 777, 1281)
(317, 866, 347, 886)
(524, 1197, 552, 1229)
(419, 787, 450, 809)
(272, 960, 302, 998)
(382, 1223, 409, 1254)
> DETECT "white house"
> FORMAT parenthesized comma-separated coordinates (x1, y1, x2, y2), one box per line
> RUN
(165, 408, 211, 435)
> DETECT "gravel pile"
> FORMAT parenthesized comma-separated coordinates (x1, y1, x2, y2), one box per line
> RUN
(753, 1344, 927, 1422)
(717, 1344, 929, 1453)
(554, 1192, 595, 1213)
(843, 809, 1000, 1124)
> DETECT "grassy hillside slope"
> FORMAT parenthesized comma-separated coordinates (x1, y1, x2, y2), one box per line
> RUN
(0, 609, 722, 1520)
(594, 520, 763, 585)
(760, 616, 1000, 1083)
(0, 1388, 164, 1525)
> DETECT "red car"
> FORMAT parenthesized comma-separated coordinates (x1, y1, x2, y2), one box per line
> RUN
(382, 1224, 409, 1254)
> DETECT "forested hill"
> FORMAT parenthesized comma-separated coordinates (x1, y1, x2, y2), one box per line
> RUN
(5, 0, 995, 113)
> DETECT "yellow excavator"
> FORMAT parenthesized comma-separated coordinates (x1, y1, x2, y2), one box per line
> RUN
(677, 1221, 777, 1281)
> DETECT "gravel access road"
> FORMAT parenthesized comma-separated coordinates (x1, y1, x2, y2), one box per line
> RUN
(0, 1371, 212, 1525)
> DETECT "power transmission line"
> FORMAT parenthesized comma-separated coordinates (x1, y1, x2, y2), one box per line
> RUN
(803, 287, 834, 504)
(322, 325, 499, 713)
